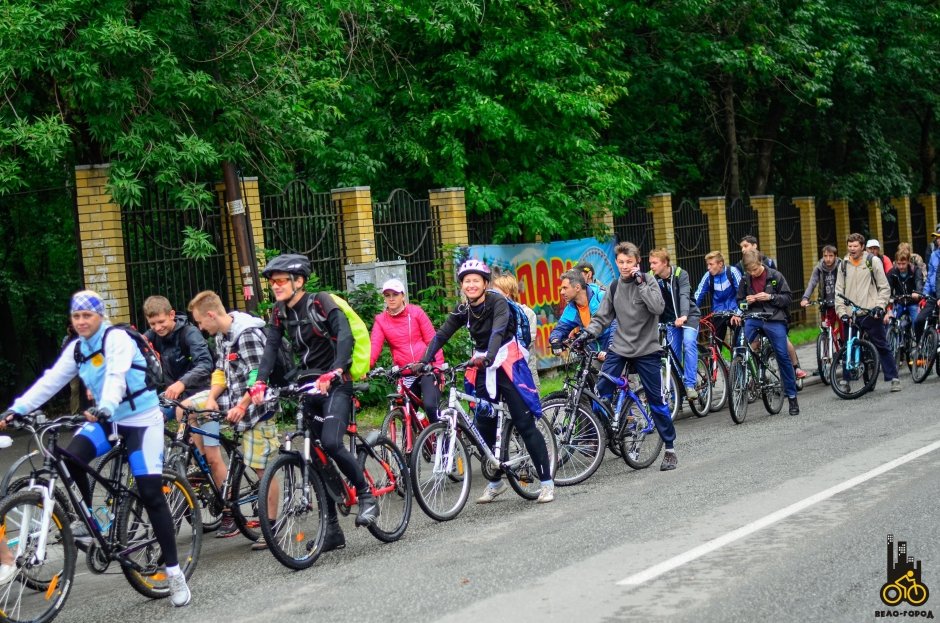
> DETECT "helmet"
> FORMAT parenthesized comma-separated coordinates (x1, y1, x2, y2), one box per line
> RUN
(457, 259, 491, 282)
(262, 254, 311, 278)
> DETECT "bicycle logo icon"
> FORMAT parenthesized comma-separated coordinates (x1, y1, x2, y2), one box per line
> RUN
(881, 535, 930, 607)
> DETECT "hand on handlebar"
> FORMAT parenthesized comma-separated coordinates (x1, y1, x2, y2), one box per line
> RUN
(0, 409, 17, 430)
(84, 406, 112, 424)
(469, 356, 491, 369)
(406, 362, 430, 374)
(249, 381, 267, 406)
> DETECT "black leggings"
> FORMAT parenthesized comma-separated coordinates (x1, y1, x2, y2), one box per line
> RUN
(410, 374, 441, 423)
(65, 429, 179, 567)
(474, 367, 552, 483)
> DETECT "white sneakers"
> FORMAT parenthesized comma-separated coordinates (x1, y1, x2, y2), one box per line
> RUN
(168, 572, 191, 607)
(0, 563, 17, 585)
(476, 481, 508, 503)
(537, 483, 555, 504)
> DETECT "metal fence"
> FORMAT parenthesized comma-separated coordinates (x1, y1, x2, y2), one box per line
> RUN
(122, 184, 235, 329)
(911, 196, 929, 258)
(774, 196, 806, 324)
(849, 202, 870, 239)
(374, 189, 441, 295)
(261, 180, 345, 291)
(725, 197, 759, 268)
(672, 198, 710, 305)
(613, 198, 655, 255)
(881, 201, 899, 259)
(466, 210, 525, 245)
(816, 199, 837, 250)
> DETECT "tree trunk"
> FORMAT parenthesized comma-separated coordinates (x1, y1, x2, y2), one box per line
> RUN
(750, 95, 786, 196)
(719, 74, 741, 199)
(918, 106, 936, 193)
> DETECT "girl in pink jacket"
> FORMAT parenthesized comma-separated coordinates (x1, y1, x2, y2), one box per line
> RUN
(370, 279, 445, 422)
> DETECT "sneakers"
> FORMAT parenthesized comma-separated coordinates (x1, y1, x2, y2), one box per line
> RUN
(685, 386, 699, 401)
(476, 480, 508, 504)
(250, 536, 269, 551)
(70, 520, 92, 551)
(355, 493, 380, 528)
(215, 516, 239, 539)
(795, 367, 808, 380)
(0, 563, 16, 585)
(537, 483, 555, 504)
(167, 571, 192, 607)
(660, 450, 678, 471)
(890, 378, 902, 392)
(788, 396, 800, 415)
(322, 519, 346, 553)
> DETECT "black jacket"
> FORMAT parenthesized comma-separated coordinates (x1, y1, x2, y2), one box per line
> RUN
(145, 314, 213, 397)
(887, 266, 924, 302)
(736, 266, 792, 323)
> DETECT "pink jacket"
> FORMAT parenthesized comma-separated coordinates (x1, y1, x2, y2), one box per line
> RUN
(370, 304, 445, 369)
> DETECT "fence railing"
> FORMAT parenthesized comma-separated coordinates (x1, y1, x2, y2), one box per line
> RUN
(613, 198, 655, 255)
(373, 189, 441, 296)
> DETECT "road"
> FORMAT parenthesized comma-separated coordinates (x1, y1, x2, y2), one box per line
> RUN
(5, 348, 939, 623)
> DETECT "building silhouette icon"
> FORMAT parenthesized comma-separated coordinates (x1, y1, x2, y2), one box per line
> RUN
(887, 534, 924, 584)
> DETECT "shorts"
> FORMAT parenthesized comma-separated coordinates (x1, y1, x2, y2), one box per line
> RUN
(183, 390, 221, 448)
(243, 421, 279, 471)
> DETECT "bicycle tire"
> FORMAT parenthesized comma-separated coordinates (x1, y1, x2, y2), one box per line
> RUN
(688, 356, 712, 417)
(503, 417, 557, 501)
(5, 477, 75, 523)
(380, 408, 409, 454)
(541, 397, 606, 487)
(229, 460, 261, 541)
(911, 330, 935, 383)
(257, 453, 327, 570)
(708, 355, 729, 412)
(0, 490, 76, 623)
(410, 419, 471, 522)
(729, 356, 749, 424)
(662, 368, 680, 420)
(829, 338, 880, 399)
(117, 471, 201, 599)
(816, 331, 832, 386)
(358, 435, 411, 542)
(760, 342, 785, 415)
(620, 399, 664, 470)
(885, 324, 901, 372)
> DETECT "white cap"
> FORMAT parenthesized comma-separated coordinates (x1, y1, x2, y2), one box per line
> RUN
(381, 278, 406, 294)
(866, 239, 881, 248)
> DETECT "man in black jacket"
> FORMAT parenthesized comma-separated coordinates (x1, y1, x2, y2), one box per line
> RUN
(143, 296, 213, 404)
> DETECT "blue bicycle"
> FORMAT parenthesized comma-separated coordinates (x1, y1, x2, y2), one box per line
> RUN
(829, 295, 881, 399)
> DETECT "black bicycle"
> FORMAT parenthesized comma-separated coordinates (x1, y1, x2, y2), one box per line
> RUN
(0, 412, 201, 623)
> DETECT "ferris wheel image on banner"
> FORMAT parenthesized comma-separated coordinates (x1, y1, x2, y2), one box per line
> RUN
(579, 246, 618, 287)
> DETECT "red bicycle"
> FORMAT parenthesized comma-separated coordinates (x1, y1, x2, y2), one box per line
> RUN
(699, 311, 735, 412)
(371, 365, 442, 456)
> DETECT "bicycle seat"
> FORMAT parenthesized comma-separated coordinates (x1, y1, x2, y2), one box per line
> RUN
(352, 382, 371, 394)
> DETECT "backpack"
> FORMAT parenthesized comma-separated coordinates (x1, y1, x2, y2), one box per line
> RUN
(262, 326, 298, 386)
(840, 252, 877, 288)
(74, 324, 163, 410)
(483, 290, 530, 348)
(276, 293, 371, 380)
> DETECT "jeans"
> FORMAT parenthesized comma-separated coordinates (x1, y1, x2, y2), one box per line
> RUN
(596, 350, 676, 450)
(744, 319, 797, 398)
(667, 325, 699, 389)
(856, 315, 898, 381)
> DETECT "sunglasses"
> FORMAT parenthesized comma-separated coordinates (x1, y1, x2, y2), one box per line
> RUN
(268, 277, 293, 286)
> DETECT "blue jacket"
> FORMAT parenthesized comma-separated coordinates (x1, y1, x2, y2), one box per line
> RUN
(695, 266, 742, 312)
(926, 248, 940, 298)
(550, 284, 613, 350)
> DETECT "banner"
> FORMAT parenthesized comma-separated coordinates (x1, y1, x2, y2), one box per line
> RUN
(464, 237, 617, 368)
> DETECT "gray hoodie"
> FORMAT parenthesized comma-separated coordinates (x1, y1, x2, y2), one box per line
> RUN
(586, 275, 665, 359)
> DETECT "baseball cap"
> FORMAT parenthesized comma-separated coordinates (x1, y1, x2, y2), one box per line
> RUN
(574, 261, 595, 274)
(866, 239, 881, 248)
(381, 278, 406, 294)
(932, 224, 940, 238)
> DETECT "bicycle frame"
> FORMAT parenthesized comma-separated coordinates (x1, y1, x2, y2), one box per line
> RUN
(436, 385, 513, 475)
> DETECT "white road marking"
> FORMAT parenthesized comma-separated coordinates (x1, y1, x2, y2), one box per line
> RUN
(618, 438, 940, 585)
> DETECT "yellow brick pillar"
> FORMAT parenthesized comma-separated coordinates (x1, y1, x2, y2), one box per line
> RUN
(430, 187, 468, 292)
(216, 179, 266, 310)
(649, 193, 675, 260)
(590, 206, 615, 241)
(917, 193, 938, 234)
(867, 200, 884, 243)
(794, 197, 819, 325)
(74, 164, 131, 323)
(699, 196, 729, 257)
(891, 196, 912, 247)
(750, 195, 777, 261)
(331, 187, 376, 266)
(830, 198, 850, 248)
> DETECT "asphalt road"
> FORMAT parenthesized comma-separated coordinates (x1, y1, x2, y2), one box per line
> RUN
(5, 344, 939, 623)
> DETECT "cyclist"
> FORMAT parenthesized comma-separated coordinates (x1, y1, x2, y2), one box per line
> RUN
(370, 278, 445, 421)
(736, 250, 800, 415)
(575, 260, 607, 293)
(913, 230, 940, 341)
(186, 290, 279, 547)
(867, 239, 893, 274)
(834, 233, 898, 392)
(1, 290, 192, 607)
(738, 235, 807, 383)
(250, 254, 379, 553)
(884, 249, 922, 328)
(418, 259, 555, 502)
(694, 250, 741, 344)
(649, 248, 701, 400)
(549, 269, 611, 355)
(800, 245, 844, 341)
(580, 241, 679, 471)
(492, 273, 541, 388)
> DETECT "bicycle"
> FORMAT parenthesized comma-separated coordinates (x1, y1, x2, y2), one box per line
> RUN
(161, 398, 263, 541)
(409, 362, 557, 522)
(256, 381, 411, 570)
(804, 300, 840, 386)
(0, 412, 201, 623)
(727, 312, 786, 424)
(910, 303, 939, 384)
(658, 323, 712, 419)
(884, 296, 915, 376)
(370, 366, 439, 457)
(881, 570, 929, 606)
(829, 295, 881, 398)
(699, 312, 734, 412)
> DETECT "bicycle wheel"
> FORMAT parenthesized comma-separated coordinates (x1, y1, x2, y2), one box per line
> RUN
(708, 355, 729, 412)
(358, 435, 411, 542)
(503, 416, 557, 501)
(229, 460, 261, 541)
(5, 477, 75, 524)
(911, 329, 937, 383)
(380, 408, 408, 454)
(829, 339, 880, 398)
(0, 490, 76, 623)
(816, 332, 832, 386)
(662, 368, 680, 420)
(410, 420, 471, 522)
(257, 453, 327, 570)
(760, 342, 785, 415)
(728, 356, 749, 424)
(620, 399, 664, 470)
(117, 471, 201, 599)
(688, 356, 712, 417)
(541, 398, 606, 487)
(885, 324, 901, 372)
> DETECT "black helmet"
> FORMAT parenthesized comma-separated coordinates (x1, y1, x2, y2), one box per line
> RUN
(262, 254, 311, 278)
